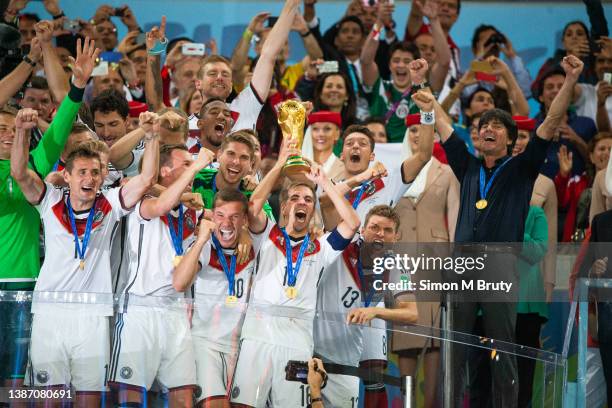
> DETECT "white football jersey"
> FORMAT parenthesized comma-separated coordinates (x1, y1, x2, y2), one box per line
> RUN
(314, 241, 365, 366)
(346, 164, 412, 223)
(229, 84, 263, 132)
(191, 229, 265, 353)
(241, 222, 350, 351)
(120, 201, 200, 308)
(34, 183, 131, 315)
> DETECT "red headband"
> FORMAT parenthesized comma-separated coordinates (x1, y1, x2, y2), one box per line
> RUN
(128, 101, 148, 118)
(512, 115, 536, 131)
(405, 113, 421, 127)
(308, 111, 342, 128)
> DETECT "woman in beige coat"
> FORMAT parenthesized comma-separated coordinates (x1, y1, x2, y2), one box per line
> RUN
(392, 118, 459, 408)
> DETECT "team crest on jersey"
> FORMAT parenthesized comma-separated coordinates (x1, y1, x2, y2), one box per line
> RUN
(93, 210, 105, 223)
(52, 191, 113, 235)
(36, 370, 49, 384)
(120, 366, 133, 379)
(161, 208, 198, 239)
(269, 225, 321, 260)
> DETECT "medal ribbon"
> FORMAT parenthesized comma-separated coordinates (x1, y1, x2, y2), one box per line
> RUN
(280, 228, 310, 288)
(356, 255, 375, 307)
(349, 181, 369, 209)
(211, 234, 237, 297)
(67, 196, 97, 265)
(478, 157, 512, 204)
(167, 205, 184, 257)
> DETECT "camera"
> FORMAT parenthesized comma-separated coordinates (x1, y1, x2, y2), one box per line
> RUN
(0, 22, 23, 79)
(63, 19, 81, 33)
(285, 360, 309, 384)
(484, 33, 506, 48)
(114, 6, 127, 18)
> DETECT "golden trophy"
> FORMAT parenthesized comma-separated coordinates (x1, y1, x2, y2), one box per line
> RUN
(278, 100, 310, 178)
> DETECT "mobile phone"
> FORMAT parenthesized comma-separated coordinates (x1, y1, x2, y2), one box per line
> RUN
(114, 6, 127, 17)
(91, 61, 109, 77)
(604, 73, 612, 85)
(471, 60, 498, 83)
(317, 61, 339, 74)
(266, 16, 279, 28)
(285, 361, 309, 384)
(470, 60, 494, 74)
(63, 19, 81, 32)
(182, 43, 206, 56)
(99, 51, 123, 63)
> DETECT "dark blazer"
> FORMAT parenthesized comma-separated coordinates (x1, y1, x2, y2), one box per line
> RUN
(579, 210, 612, 279)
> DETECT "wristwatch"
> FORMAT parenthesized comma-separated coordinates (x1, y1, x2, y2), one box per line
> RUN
(23, 55, 37, 68)
(412, 82, 430, 92)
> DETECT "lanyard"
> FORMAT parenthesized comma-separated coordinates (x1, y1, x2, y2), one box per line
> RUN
(212, 234, 237, 297)
(167, 205, 184, 257)
(67, 196, 96, 264)
(280, 228, 310, 288)
(384, 86, 414, 124)
(479, 157, 512, 201)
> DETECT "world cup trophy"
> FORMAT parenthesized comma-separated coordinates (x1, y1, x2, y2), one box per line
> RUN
(277, 100, 310, 178)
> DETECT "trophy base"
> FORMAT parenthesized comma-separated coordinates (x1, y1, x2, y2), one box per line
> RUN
(282, 157, 311, 182)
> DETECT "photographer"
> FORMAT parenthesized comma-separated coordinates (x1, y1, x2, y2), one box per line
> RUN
(307, 358, 327, 408)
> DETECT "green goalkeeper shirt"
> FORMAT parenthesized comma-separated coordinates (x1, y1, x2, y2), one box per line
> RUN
(193, 168, 276, 221)
(0, 85, 84, 283)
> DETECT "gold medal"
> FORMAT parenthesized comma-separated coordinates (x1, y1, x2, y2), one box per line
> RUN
(173, 255, 183, 267)
(226, 295, 238, 304)
(475, 199, 488, 210)
(285, 286, 298, 299)
(79, 259, 85, 270)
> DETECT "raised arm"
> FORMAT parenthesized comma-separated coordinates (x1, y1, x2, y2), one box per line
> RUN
(10, 109, 45, 204)
(424, 1, 451, 93)
(36, 20, 69, 102)
(0, 39, 41, 108)
(33, 36, 100, 176)
(360, 12, 383, 88)
(250, 0, 298, 99)
(173, 219, 215, 292)
(140, 148, 215, 219)
(536, 55, 584, 140)
(248, 137, 300, 232)
(292, 12, 323, 61)
(231, 12, 270, 91)
(120, 112, 160, 208)
(401, 90, 434, 183)
(109, 128, 146, 170)
(307, 165, 360, 239)
(405, 0, 425, 40)
(440, 68, 476, 114)
(488, 56, 529, 116)
(145, 16, 168, 111)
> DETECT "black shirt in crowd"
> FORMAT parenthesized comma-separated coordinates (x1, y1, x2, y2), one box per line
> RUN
(442, 132, 550, 243)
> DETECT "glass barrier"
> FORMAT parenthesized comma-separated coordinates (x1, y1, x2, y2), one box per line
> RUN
(0, 290, 566, 407)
